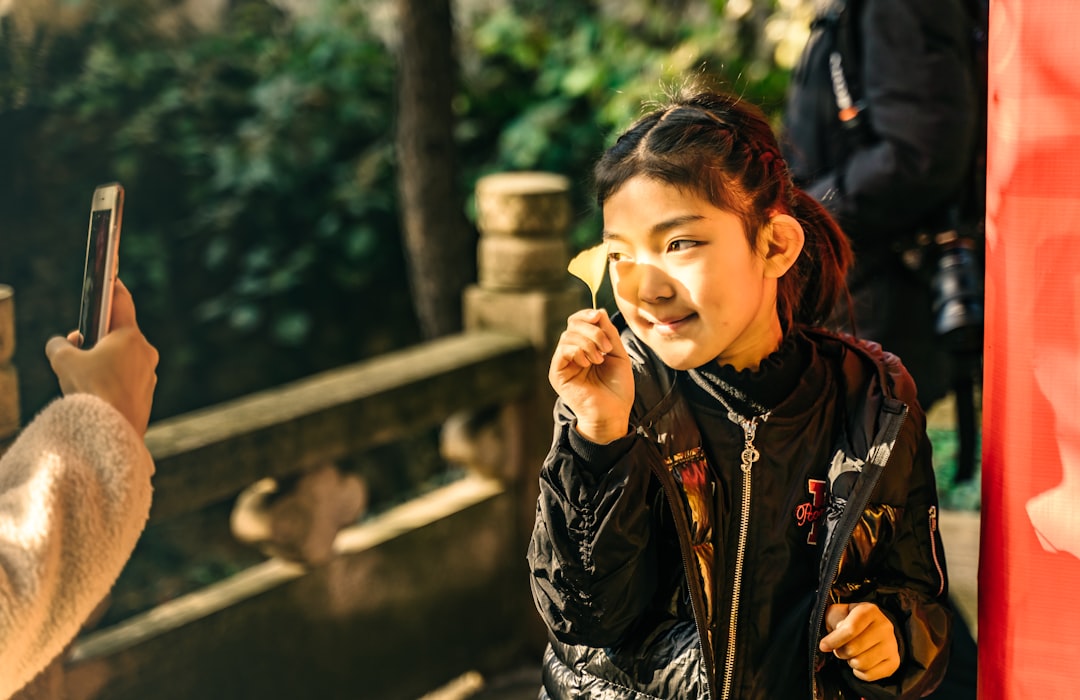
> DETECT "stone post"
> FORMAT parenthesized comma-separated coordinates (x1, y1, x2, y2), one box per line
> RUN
(463, 171, 587, 486)
(465, 171, 586, 347)
(461, 171, 588, 653)
(0, 285, 20, 449)
(460, 171, 588, 488)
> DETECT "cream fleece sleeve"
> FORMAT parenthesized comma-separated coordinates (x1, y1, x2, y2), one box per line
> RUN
(0, 394, 154, 699)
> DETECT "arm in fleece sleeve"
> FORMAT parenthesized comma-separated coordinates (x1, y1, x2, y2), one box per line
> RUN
(0, 394, 153, 698)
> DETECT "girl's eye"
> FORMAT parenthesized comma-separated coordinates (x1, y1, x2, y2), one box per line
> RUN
(667, 239, 699, 252)
(608, 251, 628, 262)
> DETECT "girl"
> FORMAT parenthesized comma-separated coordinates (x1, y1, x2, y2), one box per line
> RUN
(528, 87, 951, 699)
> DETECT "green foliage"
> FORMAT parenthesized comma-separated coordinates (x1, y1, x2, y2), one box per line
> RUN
(0, 0, 801, 420)
(929, 426, 982, 511)
(0, 0, 416, 417)
(60, 0, 400, 329)
(455, 0, 800, 249)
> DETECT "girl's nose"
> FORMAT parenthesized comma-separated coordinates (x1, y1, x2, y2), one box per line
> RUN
(614, 260, 674, 305)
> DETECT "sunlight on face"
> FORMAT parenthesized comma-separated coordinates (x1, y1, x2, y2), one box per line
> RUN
(602, 176, 782, 371)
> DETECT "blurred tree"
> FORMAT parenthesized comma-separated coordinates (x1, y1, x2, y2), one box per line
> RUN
(395, 0, 475, 339)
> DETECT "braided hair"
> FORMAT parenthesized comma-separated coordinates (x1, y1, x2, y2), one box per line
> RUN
(595, 86, 853, 330)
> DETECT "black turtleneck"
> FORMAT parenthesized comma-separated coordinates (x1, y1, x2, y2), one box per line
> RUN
(684, 329, 811, 418)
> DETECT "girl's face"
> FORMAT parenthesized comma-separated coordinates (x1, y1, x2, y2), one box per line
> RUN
(603, 175, 783, 371)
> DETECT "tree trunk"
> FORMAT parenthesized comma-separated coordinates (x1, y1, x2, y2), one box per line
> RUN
(395, 0, 475, 339)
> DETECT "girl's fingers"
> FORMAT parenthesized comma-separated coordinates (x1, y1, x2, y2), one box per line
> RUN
(850, 651, 898, 682)
(829, 634, 874, 660)
(563, 343, 593, 370)
(563, 331, 608, 365)
(820, 602, 899, 682)
(559, 313, 615, 362)
(549, 309, 631, 403)
(590, 309, 627, 358)
(551, 340, 594, 378)
(109, 278, 138, 330)
(566, 312, 614, 355)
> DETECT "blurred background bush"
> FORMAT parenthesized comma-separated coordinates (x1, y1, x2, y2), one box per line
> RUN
(0, 0, 809, 422)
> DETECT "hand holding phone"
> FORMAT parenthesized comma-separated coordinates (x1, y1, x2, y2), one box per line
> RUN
(77, 183, 124, 348)
(48, 280, 159, 434)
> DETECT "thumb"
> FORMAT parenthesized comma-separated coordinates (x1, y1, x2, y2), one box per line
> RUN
(108, 278, 138, 331)
(45, 335, 80, 393)
(45, 335, 77, 368)
(823, 603, 851, 633)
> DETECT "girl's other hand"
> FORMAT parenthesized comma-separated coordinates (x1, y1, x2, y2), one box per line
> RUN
(549, 308, 633, 444)
(819, 602, 901, 682)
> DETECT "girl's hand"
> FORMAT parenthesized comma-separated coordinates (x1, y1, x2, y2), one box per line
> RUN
(819, 602, 901, 682)
(549, 309, 633, 444)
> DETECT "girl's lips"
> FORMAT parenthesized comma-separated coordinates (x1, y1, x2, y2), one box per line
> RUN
(648, 313, 696, 335)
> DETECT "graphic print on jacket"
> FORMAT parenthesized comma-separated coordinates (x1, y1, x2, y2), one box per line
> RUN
(798, 479, 829, 545)
(665, 446, 715, 651)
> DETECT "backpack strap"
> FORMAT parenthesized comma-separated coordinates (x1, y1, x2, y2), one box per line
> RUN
(819, 0, 869, 140)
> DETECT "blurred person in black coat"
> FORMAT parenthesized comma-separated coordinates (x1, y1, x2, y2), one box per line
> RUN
(782, 1, 981, 698)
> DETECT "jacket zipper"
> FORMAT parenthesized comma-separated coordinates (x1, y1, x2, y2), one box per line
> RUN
(721, 462, 751, 698)
(640, 369, 775, 699)
(720, 415, 765, 700)
(929, 505, 945, 597)
(809, 404, 908, 699)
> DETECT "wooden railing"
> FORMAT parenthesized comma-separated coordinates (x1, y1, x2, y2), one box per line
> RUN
(3, 172, 586, 700)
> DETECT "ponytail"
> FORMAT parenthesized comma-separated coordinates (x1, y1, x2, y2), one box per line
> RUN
(781, 189, 854, 329)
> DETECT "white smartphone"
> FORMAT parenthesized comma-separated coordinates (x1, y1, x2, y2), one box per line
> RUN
(77, 182, 124, 348)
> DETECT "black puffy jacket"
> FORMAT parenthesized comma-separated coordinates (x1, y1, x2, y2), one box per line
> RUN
(781, 0, 977, 246)
(528, 325, 951, 699)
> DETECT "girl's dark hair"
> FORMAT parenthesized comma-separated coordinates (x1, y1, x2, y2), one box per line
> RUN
(595, 85, 853, 329)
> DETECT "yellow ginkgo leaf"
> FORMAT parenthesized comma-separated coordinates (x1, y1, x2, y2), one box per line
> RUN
(567, 241, 610, 309)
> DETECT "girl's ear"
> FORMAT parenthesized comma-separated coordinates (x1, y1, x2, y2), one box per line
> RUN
(760, 213, 805, 279)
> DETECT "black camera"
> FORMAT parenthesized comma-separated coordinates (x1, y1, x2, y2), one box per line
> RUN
(931, 235, 984, 355)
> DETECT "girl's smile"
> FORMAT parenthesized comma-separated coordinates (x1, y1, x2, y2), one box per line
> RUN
(644, 312, 697, 336)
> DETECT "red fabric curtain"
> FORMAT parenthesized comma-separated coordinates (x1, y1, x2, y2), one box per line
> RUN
(980, 1, 1080, 696)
